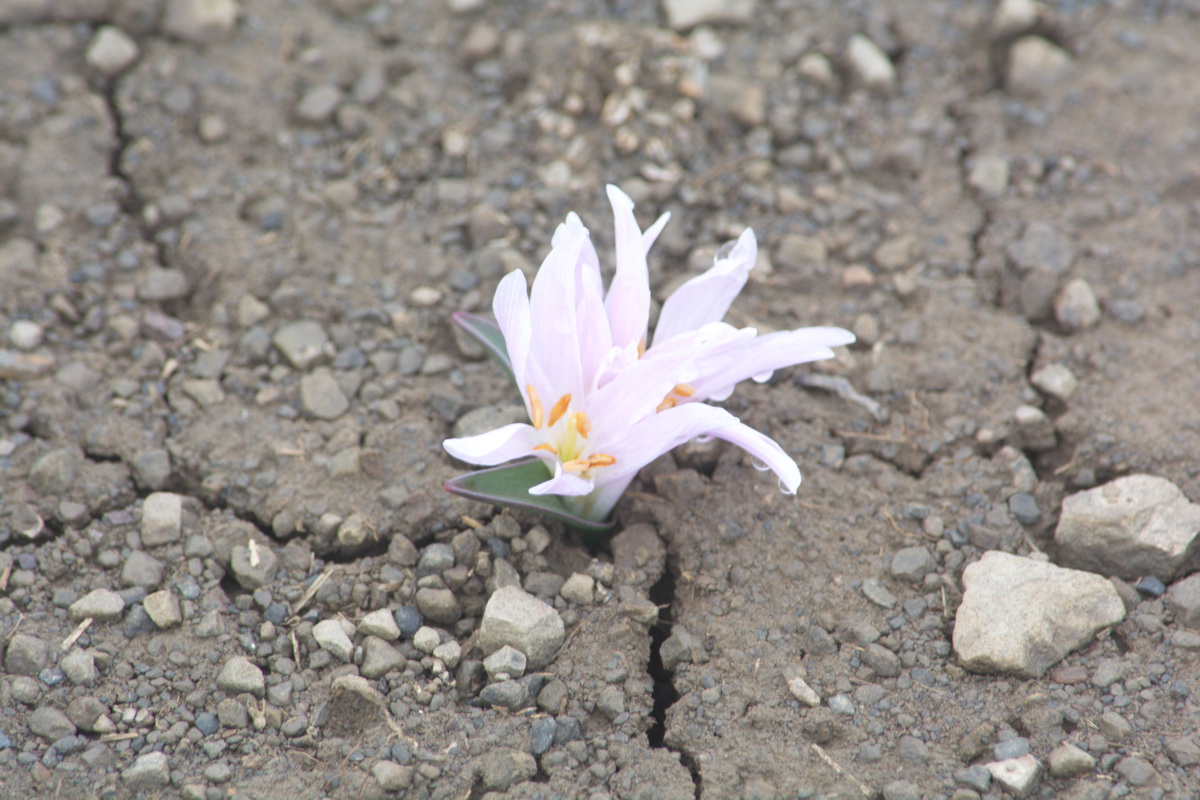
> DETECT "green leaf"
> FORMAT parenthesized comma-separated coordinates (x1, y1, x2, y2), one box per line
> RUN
(443, 458, 616, 535)
(452, 311, 515, 387)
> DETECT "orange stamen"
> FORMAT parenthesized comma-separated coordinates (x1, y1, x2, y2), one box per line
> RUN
(562, 458, 590, 472)
(548, 393, 572, 427)
(573, 411, 591, 438)
(673, 383, 697, 397)
(637, 337, 646, 358)
(656, 395, 677, 413)
(588, 453, 616, 468)
(527, 384, 545, 428)
(532, 443, 558, 454)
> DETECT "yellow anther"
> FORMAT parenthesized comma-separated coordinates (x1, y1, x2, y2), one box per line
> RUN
(573, 411, 591, 439)
(673, 383, 697, 397)
(656, 395, 677, 413)
(548, 393, 572, 427)
(637, 337, 646, 358)
(588, 453, 616, 468)
(562, 458, 590, 472)
(527, 384, 545, 428)
(532, 443, 558, 454)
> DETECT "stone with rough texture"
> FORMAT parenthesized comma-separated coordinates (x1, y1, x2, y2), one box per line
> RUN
(229, 542, 278, 590)
(141, 492, 183, 546)
(484, 645, 527, 681)
(662, 0, 755, 31)
(300, 368, 348, 419)
(478, 586, 566, 670)
(845, 34, 896, 93)
(143, 590, 183, 629)
(358, 608, 401, 641)
(1055, 278, 1101, 331)
(70, 588, 126, 621)
(162, 0, 239, 44)
(61, 649, 97, 686)
(217, 656, 265, 697)
(953, 551, 1126, 677)
(272, 321, 328, 370)
(86, 26, 140, 76)
(313, 619, 354, 661)
(1007, 36, 1072, 95)
(123, 751, 171, 790)
(121, 551, 165, 587)
(1047, 743, 1095, 778)
(477, 748, 537, 791)
(1167, 574, 1200, 628)
(1030, 363, 1078, 401)
(29, 707, 76, 742)
(5, 633, 49, 676)
(360, 636, 404, 678)
(1055, 475, 1200, 581)
(986, 754, 1041, 798)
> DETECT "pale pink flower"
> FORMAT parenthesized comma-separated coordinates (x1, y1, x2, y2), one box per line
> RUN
(444, 186, 854, 522)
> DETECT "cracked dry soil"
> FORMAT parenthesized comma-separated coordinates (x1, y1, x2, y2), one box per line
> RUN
(2, 1, 1200, 798)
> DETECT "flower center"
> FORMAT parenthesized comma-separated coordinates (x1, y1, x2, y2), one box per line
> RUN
(527, 385, 614, 473)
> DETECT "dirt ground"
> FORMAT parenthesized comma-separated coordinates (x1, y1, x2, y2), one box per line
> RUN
(2, 0, 1199, 798)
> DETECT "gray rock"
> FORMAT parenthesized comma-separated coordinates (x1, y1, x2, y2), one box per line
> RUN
(861, 578, 897, 608)
(1054, 278, 1101, 331)
(161, 0, 238, 44)
(300, 368, 348, 419)
(358, 608, 400, 641)
(416, 587, 462, 626)
(272, 321, 329, 370)
(29, 707, 76, 742)
(230, 542, 278, 590)
(596, 686, 626, 720)
(137, 268, 191, 301)
(479, 679, 531, 711)
(1007, 36, 1072, 95)
(360, 636, 404, 678)
(862, 643, 902, 678)
(1008, 493, 1041, 525)
(1097, 710, 1131, 743)
(662, 0, 755, 30)
(1091, 657, 1126, 689)
(560, 573, 595, 605)
(121, 551, 164, 588)
(530, 717, 557, 755)
(828, 693, 855, 715)
(372, 761, 413, 791)
(217, 698, 248, 728)
(5, 633, 49, 676)
(313, 619, 354, 662)
(140, 492, 182, 546)
(29, 447, 79, 495)
(1165, 736, 1200, 767)
(897, 734, 929, 763)
(1047, 743, 1095, 778)
(1019, 268, 1059, 322)
(1113, 756, 1157, 787)
(882, 780, 921, 800)
(1055, 474, 1200, 581)
(70, 588, 126, 621)
(483, 645, 527, 681)
(477, 748, 537, 791)
(986, 754, 1042, 798)
(890, 546, 936, 583)
(86, 25, 140, 76)
(133, 448, 172, 489)
(845, 34, 896, 94)
(122, 751, 170, 790)
(1007, 222, 1074, 275)
(478, 586, 565, 670)
(433, 640, 461, 669)
(217, 656, 265, 697)
(417, 543, 455, 574)
(294, 84, 343, 125)
(953, 551, 1126, 677)
(61, 649, 97, 686)
(452, 405, 530, 439)
(1030, 363, 1078, 401)
(968, 154, 1010, 198)
(1167, 573, 1200, 628)
(143, 590, 183, 629)
(66, 696, 107, 731)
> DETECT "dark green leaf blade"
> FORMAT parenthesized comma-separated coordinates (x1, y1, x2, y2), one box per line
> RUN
(451, 311, 515, 386)
(443, 458, 616, 535)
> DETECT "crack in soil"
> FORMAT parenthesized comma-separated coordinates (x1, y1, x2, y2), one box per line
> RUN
(646, 557, 701, 798)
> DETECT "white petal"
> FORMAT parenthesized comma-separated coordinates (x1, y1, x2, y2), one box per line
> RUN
(654, 228, 757, 345)
(603, 185, 652, 350)
(529, 463, 595, 496)
(707, 420, 802, 494)
(529, 217, 590, 400)
(691, 326, 856, 401)
(642, 211, 671, 255)
(443, 423, 541, 466)
(493, 270, 531, 394)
